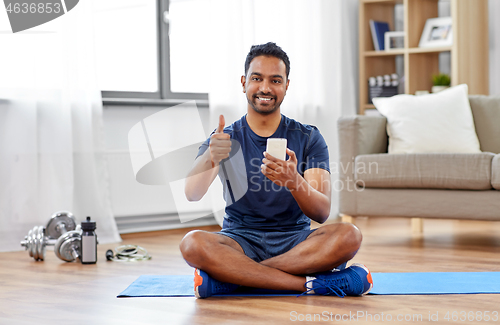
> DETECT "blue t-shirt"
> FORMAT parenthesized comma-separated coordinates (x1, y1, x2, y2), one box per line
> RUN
(197, 114, 330, 231)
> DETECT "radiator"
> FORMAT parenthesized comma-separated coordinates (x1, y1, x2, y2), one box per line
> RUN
(115, 212, 217, 234)
(105, 151, 218, 233)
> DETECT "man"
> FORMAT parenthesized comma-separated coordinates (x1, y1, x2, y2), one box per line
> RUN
(180, 42, 372, 298)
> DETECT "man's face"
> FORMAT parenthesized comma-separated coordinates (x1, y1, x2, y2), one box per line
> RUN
(241, 55, 289, 115)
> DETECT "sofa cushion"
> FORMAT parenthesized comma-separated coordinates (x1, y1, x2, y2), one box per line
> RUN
(469, 95, 500, 154)
(354, 188, 500, 220)
(493, 155, 500, 190)
(372, 84, 481, 154)
(355, 153, 494, 190)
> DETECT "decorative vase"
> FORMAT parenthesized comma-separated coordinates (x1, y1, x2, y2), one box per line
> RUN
(431, 85, 449, 93)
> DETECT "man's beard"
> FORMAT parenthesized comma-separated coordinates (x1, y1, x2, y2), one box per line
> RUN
(247, 93, 282, 115)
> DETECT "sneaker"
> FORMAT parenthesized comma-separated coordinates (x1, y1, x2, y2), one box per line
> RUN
(194, 268, 239, 298)
(304, 263, 373, 297)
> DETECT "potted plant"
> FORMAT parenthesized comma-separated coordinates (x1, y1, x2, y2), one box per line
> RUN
(431, 73, 451, 93)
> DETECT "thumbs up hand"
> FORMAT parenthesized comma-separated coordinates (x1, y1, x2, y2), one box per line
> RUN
(215, 114, 225, 134)
(209, 115, 231, 167)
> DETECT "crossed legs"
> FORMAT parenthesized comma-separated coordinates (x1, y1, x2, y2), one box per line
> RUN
(179, 223, 362, 292)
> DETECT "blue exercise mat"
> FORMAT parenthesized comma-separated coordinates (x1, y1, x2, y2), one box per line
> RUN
(117, 272, 500, 297)
(118, 275, 299, 297)
(370, 272, 500, 295)
(118, 275, 194, 297)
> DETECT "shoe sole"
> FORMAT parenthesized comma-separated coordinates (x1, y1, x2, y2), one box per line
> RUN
(351, 263, 373, 295)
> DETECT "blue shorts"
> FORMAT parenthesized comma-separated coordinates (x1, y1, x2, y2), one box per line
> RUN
(217, 224, 317, 263)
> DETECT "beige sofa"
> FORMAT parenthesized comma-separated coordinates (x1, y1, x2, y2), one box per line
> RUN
(337, 95, 500, 233)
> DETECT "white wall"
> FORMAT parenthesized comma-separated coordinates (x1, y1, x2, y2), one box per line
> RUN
(103, 106, 178, 217)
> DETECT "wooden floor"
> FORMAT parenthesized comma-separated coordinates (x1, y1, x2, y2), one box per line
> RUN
(2, 217, 500, 325)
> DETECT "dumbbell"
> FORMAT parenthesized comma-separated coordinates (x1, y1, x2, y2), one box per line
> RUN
(20, 211, 78, 261)
(20, 225, 47, 261)
(54, 226, 82, 262)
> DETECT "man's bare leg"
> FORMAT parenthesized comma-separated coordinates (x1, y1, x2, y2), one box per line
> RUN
(180, 230, 307, 291)
(260, 223, 362, 275)
(179, 222, 361, 292)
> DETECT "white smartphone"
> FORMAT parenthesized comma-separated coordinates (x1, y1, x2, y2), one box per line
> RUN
(266, 138, 287, 161)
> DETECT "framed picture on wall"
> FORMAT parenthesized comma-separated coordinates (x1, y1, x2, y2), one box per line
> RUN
(419, 17, 453, 48)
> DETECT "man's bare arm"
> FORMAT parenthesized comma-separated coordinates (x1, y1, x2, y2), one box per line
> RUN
(184, 150, 220, 201)
(290, 168, 331, 223)
(184, 115, 230, 201)
(261, 149, 331, 223)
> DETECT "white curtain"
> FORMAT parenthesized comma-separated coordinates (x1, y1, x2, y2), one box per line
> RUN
(0, 1, 121, 252)
(207, 0, 359, 217)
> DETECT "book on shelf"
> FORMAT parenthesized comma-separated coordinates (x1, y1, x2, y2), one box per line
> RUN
(369, 20, 390, 51)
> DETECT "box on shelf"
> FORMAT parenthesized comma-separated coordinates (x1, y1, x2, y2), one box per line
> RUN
(368, 85, 398, 104)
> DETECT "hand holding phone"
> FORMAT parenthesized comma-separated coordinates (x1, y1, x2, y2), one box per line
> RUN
(266, 138, 287, 161)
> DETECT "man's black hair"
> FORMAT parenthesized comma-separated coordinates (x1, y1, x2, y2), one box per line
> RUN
(244, 42, 290, 79)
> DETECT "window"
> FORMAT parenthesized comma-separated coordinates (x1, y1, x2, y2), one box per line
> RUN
(92, 0, 209, 103)
(169, 0, 210, 94)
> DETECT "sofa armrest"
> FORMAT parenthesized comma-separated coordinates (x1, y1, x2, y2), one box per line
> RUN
(338, 115, 388, 157)
(337, 115, 387, 215)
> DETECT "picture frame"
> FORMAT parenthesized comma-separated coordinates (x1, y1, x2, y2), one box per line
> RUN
(418, 17, 453, 48)
(384, 31, 405, 51)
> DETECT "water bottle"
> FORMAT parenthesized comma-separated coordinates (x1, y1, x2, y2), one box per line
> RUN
(81, 216, 97, 264)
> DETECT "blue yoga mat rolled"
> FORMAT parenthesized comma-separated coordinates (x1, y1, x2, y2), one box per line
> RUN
(118, 272, 500, 297)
